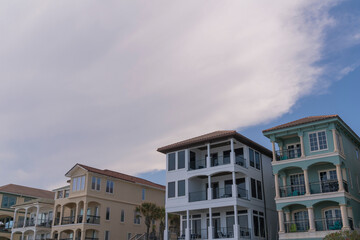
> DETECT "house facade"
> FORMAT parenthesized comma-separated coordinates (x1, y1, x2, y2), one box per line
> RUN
(0, 184, 54, 240)
(50, 164, 165, 240)
(158, 131, 278, 240)
(11, 198, 54, 240)
(263, 115, 360, 240)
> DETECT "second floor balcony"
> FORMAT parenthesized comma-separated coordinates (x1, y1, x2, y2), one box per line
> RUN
(276, 148, 302, 161)
(188, 186, 249, 203)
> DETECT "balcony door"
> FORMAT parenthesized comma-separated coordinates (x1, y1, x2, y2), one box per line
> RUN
(293, 210, 309, 231)
(287, 144, 301, 159)
(189, 151, 196, 170)
(324, 208, 341, 230)
(319, 170, 338, 193)
(290, 174, 305, 196)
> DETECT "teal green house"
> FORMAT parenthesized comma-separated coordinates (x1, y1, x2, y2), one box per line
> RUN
(262, 115, 360, 240)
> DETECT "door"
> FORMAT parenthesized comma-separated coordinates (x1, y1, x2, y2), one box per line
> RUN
(287, 144, 301, 159)
(223, 150, 231, 164)
(235, 148, 244, 166)
(211, 153, 218, 166)
(190, 151, 196, 170)
(212, 182, 219, 199)
(320, 170, 338, 192)
(293, 211, 309, 231)
(213, 218, 221, 238)
(290, 174, 305, 196)
(325, 209, 341, 230)
(224, 180, 233, 197)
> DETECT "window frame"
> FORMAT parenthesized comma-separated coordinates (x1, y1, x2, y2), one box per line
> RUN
(120, 209, 125, 223)
(106, 207, 110, 220)
(168, 182, 175, 198)
(106, 180, 114, 194)
(308, 130, 328, 152)
(177, 180, 185, 197)
(177, 151, 185, 169)
(142, 189, 146, 200)
(168, 152, 176, 171)
(91, 176, 101, 191)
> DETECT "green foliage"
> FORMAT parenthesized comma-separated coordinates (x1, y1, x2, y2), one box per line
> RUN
(136, 202, 159, 240)
(324, 230, 360, 240)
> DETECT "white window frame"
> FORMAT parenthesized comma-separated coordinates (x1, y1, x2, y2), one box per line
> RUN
(106, 180, 114, 194)
(286, 143, 301, 159)
(72, 176, 86, 192)
(308, 130, 328, 152)
(91, 176, 101, 191)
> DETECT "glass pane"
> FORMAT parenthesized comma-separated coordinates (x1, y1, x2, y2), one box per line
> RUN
(318, 131, 327, 150)
(168, 153, 176, 171)
(309, 133, 318, 151)
(178, 151, 185, 169)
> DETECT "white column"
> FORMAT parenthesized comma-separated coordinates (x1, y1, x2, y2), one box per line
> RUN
(82, 203, 88, 223)
(340, 204, 350, 230)
(274, 174, 280, 199)
(34, 229, 37, 240)
(285, 212, 290, 223)
(271, 142, 277, 161)
(233, 205, 239, 239)
(230, 139, 235, 164)
(307, 207, 315, 232)
(299, 135, 305, 158)
(278, 210, 285, 233)
(164, 211, 168, 240)
(75, 203, 79, 224)
(185, 149, 189, 170)
(10, 232, 13, 240)
(208, 208, 213, 240)
(35, 206, 40, 226)
(332, 129, 338, 152)
(232, 171, 237, 198)
(245, 177, 250, 200)
(207, 143, 211, 168)
(336, 164, 344, 191)
(21, 232, 24, 240)
(13, 209, 18, 229)
(208, 175, 212, 200)
(23, 208, 28, 227)
(247, 209, 253, 233)
(303, 169, 310, 195)
(185, 210, 190, 240)
(59, 205, 64, 225)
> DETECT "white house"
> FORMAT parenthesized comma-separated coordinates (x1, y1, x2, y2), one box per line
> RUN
(157, 130, 278, 240)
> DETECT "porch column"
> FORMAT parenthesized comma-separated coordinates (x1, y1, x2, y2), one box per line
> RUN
(208, 208, 213, 240)
(332, 129, 338, 152)
(59, 205, 64, 225)
(299, 135, 305, 158)
(303, 169, 310, 195)
(233, 205, 239, 239)
(278, 210, 285, 233)
(75, 202, 79, 224)
(23, 208, 28, 227)
(21, 232, 24, 240)
(307, 207, 315, 232)
(208, 176, 212, 200)
(232, 171, 237, 198)
(13, 209, 18, 228)
(35, 205, 40, 226)
(10, 232, 13, 240)
(185, 210, 190, 240)
(207, 143, 211, 168)
(34, 229, 37, 240)
(245, 177, 250, 200)
(336, 164, 344, 191)
(285, 211, 290, 223)
(271, 141, 277, 161)
(274, 174, 280, 199)
(164, 211, 168, 240)
(340, 204, 350, 230)
(80, 230, 85, 240)
(230, 138, 235, 164)
(82, 202, 88, 223)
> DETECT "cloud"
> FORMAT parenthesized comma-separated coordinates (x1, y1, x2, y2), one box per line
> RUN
(0, 0, 338, 189)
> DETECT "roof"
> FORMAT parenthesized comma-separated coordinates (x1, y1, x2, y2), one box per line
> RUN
(67, 164, 165, 191)
(157, 130, 273, 158)
(0, 184, 55, 199)
(13, 198, 54, 208)
(262, 115, 339, 133)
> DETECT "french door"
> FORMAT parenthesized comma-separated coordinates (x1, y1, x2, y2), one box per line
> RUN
(319, 170, 338, 192)
(324, 209, 341, 230)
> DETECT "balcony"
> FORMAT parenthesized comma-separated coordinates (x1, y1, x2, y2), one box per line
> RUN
(189, 190, 207, 202)
(284, 220, 309, 233)
(214, 227, 233, 238)
(280, 184, 306, 198)
(85, 215, 100, 224)
(213, 187, 232, 199)
(189, 159, 207, 171)
(237, 187, 249, 200)
(25, 219, 36, 227)
(276, 148, 301, 161)
(188, 186, 248, 202)
(310, 180, 339, 194)
(315, 218, 343, 231)
(61, 216, 75, 225)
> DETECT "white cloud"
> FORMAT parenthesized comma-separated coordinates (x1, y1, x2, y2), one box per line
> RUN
(0, 0, 338, 189)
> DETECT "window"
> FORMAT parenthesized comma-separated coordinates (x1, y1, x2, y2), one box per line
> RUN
(290, 174, 305, 195)
(249, 148, 261, 170)
(178, 180, 185, 197)
(134, 211, 140, 224)
(106, 180, 114, 193)
(168, 182, 175, 198)
(336, 133, 343, 153)
(253, 211, 265, 237)
(91, 177, 101, 191)
(168, 153, 176, 171)
(72, 176, 85, 192)
(319, 170, 338, 193)
(64, 190, 69, 198)
(309, 131, 327, 151)
(142, 189, 146, 200)
(249, 149, 254, 167)
(105, 231, 109, 240)
(106, 207, 110, 220)
(1, 195, 16, 208)
(121, 210, 125, 223)
(178, 151, 185, 169)
(57, 191, 63, 199)
(127, 233, 131, 240)
(251, 178, 262, 200)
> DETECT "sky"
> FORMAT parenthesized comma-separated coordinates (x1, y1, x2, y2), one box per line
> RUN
(0, 0, 359, 189)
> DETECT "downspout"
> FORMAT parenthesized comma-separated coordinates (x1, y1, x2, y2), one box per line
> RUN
(260, 154, 269, 240)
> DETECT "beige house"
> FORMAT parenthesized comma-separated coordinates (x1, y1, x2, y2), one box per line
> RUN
(51, 164, 165, 240)
(0, 184, 54, 240)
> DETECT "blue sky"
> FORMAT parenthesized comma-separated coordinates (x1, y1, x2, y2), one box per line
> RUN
(0, 0, 359, 190)
(138, 0, 360, 186)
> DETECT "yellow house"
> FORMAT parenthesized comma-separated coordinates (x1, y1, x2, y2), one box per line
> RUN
(51, 164, 165, 240)
(0, 184, 54, 240)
